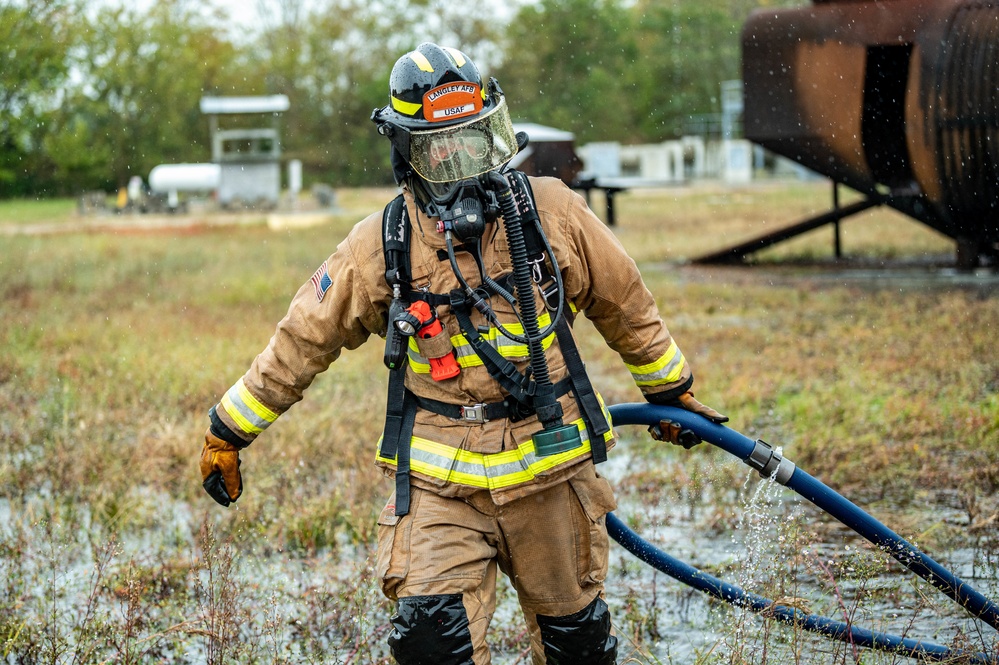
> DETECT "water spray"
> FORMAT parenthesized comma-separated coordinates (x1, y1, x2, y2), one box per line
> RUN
(606, 402, 999, 663)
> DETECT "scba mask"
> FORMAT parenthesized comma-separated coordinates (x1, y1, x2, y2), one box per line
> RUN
(408, 95, 518, 192)
(422, 176, 500, 242)
(388, 94, 518, 241)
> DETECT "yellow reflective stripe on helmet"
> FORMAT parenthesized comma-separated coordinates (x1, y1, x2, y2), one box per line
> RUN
(409, 51, 434, 72)
(376, 412, 614, 491)
(391, 95, 423, 117)
(443, 47, 466, 68)
(626, 340, 686, 387)
(220, 378, 278, 436)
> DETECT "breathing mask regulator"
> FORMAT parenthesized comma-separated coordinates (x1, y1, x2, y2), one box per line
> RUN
(426, 177, 499, 243)
(371, 42, 580, 456)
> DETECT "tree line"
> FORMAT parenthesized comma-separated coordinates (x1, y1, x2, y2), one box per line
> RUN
(0, 0, 800, 198)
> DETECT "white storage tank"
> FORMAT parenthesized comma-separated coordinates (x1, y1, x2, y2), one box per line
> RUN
(148, 163, 221, 194)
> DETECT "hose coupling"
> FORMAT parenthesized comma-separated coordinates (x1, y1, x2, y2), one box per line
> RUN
(746, 439, 796, 485)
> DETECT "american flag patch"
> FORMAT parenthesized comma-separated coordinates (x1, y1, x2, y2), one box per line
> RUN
(310, 260, 332, 302)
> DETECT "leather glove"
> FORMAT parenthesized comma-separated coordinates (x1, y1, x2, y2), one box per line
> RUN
(649, 418, 703, 449)
(648, 390, 728, 449)
(200, 430, 243, 507)
(673, 390, 728, 424)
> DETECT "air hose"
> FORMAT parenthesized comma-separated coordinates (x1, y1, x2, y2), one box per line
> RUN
(485, 171, 553, 397)
(606, 402, 999, 663)
(482, 171, 583, 456)
(607, 513, 992, 663)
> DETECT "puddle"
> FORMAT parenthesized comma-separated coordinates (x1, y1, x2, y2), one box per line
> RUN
(2, 438, 996, 664)
(675, 259, 999, 292)
(600, 435, 999, 663)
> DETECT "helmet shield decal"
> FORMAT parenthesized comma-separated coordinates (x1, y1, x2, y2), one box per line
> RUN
(423, 82, 483, 123)
(408, 96, 518, 187)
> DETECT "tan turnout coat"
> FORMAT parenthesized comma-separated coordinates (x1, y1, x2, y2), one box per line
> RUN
(212, 176, 693, 503)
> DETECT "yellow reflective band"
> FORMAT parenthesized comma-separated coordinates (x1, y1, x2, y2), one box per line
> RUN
(236, 378, 278, 422)
(220, 378, 278, 436)
(454, 330, 556, 362)
(626, 340, 686, 387)
(377, 415, 613, 490)
(220, 392, 261, 435)
(407, 339, 432, 373)
(409, 51, 434, 72)
(409, 439, 583, 489)
(443, 47, 466, 68)
(407, 314, 556, 373)
(391, 95, 423, 117)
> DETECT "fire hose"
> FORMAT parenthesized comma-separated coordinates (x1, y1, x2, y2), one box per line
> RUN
(606, 402, 998, 663)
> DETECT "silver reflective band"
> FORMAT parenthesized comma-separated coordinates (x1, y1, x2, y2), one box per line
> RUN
(408, 97, 518, 185)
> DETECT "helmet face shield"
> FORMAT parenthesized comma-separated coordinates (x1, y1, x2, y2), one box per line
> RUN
(407, 97, 518, 192)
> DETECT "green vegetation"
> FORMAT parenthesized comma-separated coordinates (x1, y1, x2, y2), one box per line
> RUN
(1, 0, 804, 197)
(0, 197, 78, 225)
(1, 183, 996, 663)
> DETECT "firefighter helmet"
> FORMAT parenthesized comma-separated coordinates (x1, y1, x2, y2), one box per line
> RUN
(372, 43, 518, 193)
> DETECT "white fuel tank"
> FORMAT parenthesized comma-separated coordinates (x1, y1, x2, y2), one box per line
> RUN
(148, 163, 221, 193)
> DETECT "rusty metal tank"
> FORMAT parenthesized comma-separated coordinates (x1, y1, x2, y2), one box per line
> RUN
(742, 0, 999, 264)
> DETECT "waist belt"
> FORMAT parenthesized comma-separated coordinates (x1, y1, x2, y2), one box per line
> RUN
(414, 378, 573, 424)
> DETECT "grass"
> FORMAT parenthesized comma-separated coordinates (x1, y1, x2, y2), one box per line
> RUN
(1, 179, 997, 663)
(0, 196, 80, 225)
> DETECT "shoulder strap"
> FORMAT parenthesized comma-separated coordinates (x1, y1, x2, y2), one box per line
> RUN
(382, 193, 450, 308)
(554, 317, 610, 463)
(382, 194, 410, 288)
(509, 170, 611, 461)
(380, 194, 417, 516)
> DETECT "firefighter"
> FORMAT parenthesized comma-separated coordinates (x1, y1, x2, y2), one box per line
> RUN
(200, 42, 727, 664)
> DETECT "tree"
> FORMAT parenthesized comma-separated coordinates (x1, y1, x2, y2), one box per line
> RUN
(0, 0, 74, 195)
(241, 0, 396, 186)
(242, 0, 515, 187)
(629, 0, 743, 139)
(48, 0, 244, 192)
(495, 0, 639, 143)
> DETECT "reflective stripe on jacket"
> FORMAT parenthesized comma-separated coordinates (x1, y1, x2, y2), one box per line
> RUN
(407, 311, 557, 373)
(375, 397, 615, 491)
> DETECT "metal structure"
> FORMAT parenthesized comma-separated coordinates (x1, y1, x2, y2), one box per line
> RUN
(697, 0, 999, 267)
(199, 95, 290, 208)
(510, 122, 584, 184)
(511, 122, 628, 225)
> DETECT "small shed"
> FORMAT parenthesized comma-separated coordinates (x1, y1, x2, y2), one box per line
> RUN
(510, 122, 583, 186)
(199, 95, 290, 208)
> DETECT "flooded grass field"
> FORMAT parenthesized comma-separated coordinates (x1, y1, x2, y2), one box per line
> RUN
(1, 180, 997, 663)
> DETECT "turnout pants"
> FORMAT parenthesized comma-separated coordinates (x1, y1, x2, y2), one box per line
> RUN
(376, 463, 619, 664)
